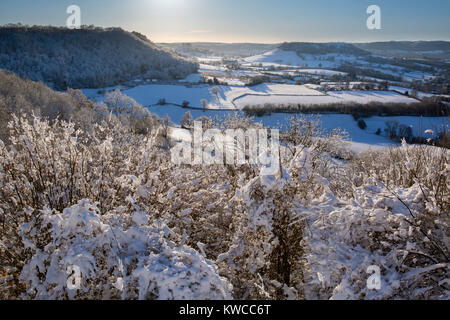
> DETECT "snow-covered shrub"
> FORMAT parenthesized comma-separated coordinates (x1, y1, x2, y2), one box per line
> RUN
(0, 70, 110, 142)
(104, 89, 159, 134)
(0, 105, 448, 300)
(215, 131, 448, 300)
(0, 114, 154, 294)
(20, 199, 232, 300)
(0, 115, 234, 299)
(283, 115, 353, 161)
(301, 142, 449, 300)
(303, 179, 448, 300)
(217, 171, 302, 300)
(218, 145, 341, 300)
(0, 113, 255, 299)
(195, 116, 214, 129)
(215, 113, 263, 131)
(351, 143, 449, 264)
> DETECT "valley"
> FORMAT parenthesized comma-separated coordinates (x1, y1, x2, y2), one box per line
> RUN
(0, 17, 448, 301)
(83, 41, 449, 151)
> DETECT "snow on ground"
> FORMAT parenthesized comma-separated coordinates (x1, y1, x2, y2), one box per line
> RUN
(233, 83, 324, 97)
(82, 82, 445, 153)
(327, 90, 418, 104)
(97, 83, 327, 110)
(145, 103, 446, 152)
(198, 63, 264, 79)
(123, 84, 229, 108)
(402, 70, 436, 82)
(243, 49, 435, 82)
(196, 57, 224, 63)
(296, 69, 346, 76)
(257, 113, 396, 150)
(265, 69, 346, 77)
(230, 69, 262, 77)
(390, 85, 450, 99)
(245, 49, 303, 65)
(199, 64, 228, 74)
(243, 49, 361, 69)
(255, 113, 447, 144)
(153, 105, 395, 152)
(234, 90, 418, 108)
(221, 83, 326, 108)
(179, 73, 203, 83)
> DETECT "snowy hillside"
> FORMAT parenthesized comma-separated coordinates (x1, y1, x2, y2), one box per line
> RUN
(245, 49, 308, 66)
(244, 42, 370, 68)
(0, 26, 198, 89)
(242, 45, 438, 82)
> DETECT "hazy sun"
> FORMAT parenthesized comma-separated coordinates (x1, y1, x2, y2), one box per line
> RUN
(151, 0, 185, 9)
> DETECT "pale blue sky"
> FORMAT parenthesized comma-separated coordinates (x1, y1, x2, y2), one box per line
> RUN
(0, 0, 449, 42)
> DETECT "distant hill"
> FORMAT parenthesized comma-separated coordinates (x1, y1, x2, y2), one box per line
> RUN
(158, 42, 278, 58)
(0, 26, 198, 89)
(244, 42, 444, 82)
(279, 42, 370, 56)
(163, 41, 450, 62)
(354, 41, 450, 52)
(353, 41, 450, 60)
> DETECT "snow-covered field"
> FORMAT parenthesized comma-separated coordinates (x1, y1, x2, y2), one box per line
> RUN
(241, 49, 436, 82)
(84, 83, 418, 111)
(265, 69, 347, 77)
(199, 64, 228, 75)
(82, 81, 445, 153)
(80, 46, 444, 155)
(243, 49, 366, 69)
(234, 90, 418, 108)
(143, 103, 447, 152)
(390, 85, 450, 100)
(179, 73, 204, 83)
(245, 49, 303, 65)
(85, 83, 325, 109)
(125, 84, 220, 107)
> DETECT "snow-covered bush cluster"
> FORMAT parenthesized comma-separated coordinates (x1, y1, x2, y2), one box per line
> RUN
(302, 143, 449, 299)
(20, 200, 232, 300)
(0, 26, 198, 89)
(0, 81, 448, 300)
(0, 70, 162, 141)
(0, 114, 234, 299)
